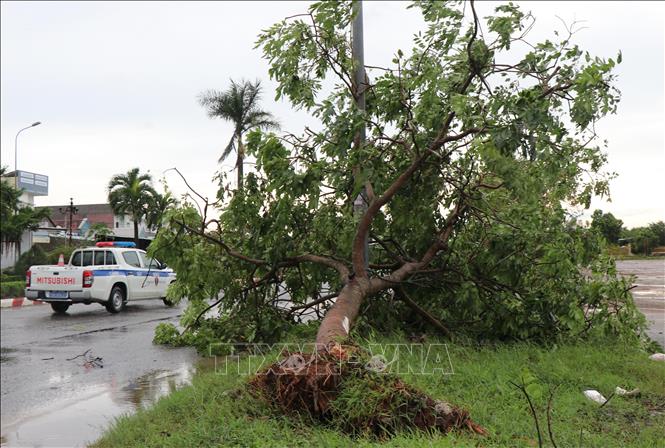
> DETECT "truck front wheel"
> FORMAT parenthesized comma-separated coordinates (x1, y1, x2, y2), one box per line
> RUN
(162, 281, 176, 307)
(51, 302, 70, 314)
(106, 286, 125, 314)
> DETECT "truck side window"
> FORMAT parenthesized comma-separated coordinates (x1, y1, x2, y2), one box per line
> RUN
(105, 251, 117, 265)
(94, 251, 105, 266)
(122, 251, 141, 268)
(82, 251, 94, 267)
(71, 251, 82, 266)
(138, 252, 160, 269)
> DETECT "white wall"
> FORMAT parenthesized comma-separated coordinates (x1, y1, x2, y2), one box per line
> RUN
(0, 189, 36, 271)
(112, 214, 154, 239)
(0, 232, 31, 271)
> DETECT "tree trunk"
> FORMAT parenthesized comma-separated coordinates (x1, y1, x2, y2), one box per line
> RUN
(260, 273, 487, 438)
(237, 136, 244, 192)
(133, 218, 139, 248)
(315, 278, 369, 348)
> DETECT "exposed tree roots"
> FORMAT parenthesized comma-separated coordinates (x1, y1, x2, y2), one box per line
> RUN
(249, 344, 486, 438)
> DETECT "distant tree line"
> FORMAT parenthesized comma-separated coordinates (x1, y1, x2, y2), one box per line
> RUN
(590, 209, 665, 255)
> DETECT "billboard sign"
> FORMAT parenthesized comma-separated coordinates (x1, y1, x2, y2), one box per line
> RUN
(33, 234, 51, 244)
(16, 170, 48, 196)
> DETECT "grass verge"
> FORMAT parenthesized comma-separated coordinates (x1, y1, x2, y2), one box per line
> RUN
(92, 340, 665, 447)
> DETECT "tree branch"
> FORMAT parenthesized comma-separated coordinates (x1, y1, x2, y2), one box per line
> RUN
(370, 198, 467, 293)
(289, 292, 338, 311)
(287, 254, 350, 283)
(174, 218, 351, 283)
(351, 64, 479, 276)
(394, 287, 451, 337)
(174, 219, 268, 266)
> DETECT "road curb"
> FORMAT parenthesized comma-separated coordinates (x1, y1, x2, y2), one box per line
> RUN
(0, 297, 44, 308)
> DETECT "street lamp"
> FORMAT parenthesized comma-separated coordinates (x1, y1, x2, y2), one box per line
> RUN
(14, 121, 42, 175)
(59, 198, 79, 246)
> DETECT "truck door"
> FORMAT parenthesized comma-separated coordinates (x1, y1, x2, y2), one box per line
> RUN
(120, 250, 148, 299)
(138, 251, 163, 298)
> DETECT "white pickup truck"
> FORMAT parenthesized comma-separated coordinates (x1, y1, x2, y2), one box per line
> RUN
(25, 241, 176, 314)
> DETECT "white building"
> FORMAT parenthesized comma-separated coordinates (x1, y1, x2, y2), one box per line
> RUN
(0, 170, 49, 270)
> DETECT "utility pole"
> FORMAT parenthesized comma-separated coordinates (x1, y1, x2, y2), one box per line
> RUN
(59, 198, 79, 246)
(352, 0, 369, 273)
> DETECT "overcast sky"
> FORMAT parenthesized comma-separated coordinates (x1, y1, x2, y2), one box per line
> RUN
(1, 1, 663, 228)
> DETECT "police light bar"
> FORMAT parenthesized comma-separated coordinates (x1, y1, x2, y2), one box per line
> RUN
(95, 241, 137, 248)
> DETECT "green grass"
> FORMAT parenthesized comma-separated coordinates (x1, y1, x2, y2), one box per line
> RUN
(92, 340, 665, 447)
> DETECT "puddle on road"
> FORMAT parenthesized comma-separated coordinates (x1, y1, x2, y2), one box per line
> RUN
(1, 358, 216, 448)
(0, 348, 28, 365)
(0, 348, 16, 364)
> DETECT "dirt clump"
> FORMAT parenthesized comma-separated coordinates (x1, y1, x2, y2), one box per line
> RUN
(249, 343, 486, 438)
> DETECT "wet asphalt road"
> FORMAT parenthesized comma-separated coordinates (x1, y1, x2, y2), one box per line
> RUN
(0, 300, 200, 447)
(616, 259, 665, 347)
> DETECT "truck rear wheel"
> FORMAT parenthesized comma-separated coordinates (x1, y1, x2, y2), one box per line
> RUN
(106, 286, 125, 314)
(51, 302, 70, 314)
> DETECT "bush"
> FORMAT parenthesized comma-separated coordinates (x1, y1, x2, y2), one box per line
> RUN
(153, 323, 182, 345)
(0, 273, 23, 282)
(45, 244, 78, 265)
(0, 280, 25, 299)
(10, 246, 49, 277)
(4, 244, 81, 277)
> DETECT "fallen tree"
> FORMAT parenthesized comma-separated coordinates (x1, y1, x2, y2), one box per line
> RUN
(151, 0, 645, 437)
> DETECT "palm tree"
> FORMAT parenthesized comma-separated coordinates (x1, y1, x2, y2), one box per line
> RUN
(107, 168, 156, 246)
(199, 79, 279, 191)
(145, 191, 176, 231)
